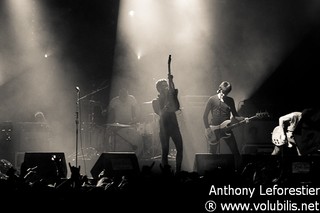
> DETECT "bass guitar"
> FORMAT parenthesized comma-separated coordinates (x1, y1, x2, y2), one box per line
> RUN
(205, 112, 269, 145)
(166, 54, 180, 112)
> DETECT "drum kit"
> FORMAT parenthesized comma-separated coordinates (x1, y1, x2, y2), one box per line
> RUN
(75, 96, 161, 160)
(103, 113, 161, 159)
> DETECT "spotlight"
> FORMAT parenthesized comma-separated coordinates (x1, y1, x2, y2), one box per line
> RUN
(128, 10, 135, 17)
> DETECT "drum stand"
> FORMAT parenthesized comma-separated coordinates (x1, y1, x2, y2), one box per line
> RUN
(149, 132, 162, 160)
(138, 113, 161, 160)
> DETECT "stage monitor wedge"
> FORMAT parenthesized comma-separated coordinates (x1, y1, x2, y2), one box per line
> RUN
(91, 152, 140, 179)
(194, 153, 235, 176)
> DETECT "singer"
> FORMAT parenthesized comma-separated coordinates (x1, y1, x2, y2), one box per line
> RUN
(152, 56, 183, 173)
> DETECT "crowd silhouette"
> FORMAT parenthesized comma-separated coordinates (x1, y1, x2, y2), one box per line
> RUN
(1, 153, 320, 212)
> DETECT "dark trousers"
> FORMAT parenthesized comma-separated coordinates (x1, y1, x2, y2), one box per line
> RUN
(159, 125, 183, 172)
(209, 132, 241, 170)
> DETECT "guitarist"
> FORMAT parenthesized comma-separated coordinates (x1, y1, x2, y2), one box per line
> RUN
(203, 81, 248, 170)
(271, 111, 303, 156)
(152, 75, 183, 173)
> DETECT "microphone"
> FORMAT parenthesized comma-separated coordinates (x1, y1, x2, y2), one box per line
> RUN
(75, 86, 80, 92)
(216, 88, 222, 93)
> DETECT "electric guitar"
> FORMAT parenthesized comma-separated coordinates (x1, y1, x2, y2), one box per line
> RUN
(205, 112, 269, 145)
(271, 125, 294, 146)
(166, 55, 180, 112)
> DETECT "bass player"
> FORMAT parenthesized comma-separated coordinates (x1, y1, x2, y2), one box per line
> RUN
(203, 81, 248, 170)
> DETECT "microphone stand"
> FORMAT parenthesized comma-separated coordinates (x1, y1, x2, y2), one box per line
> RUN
(78, 84, 109, 101)
(75, 87, 80, 167)
(77, 84, 109, 150)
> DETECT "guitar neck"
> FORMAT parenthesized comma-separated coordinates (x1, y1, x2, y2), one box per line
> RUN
(167, 54, 174, 88)
(225, 115, 257, 131)
(168, 55, 171, 75)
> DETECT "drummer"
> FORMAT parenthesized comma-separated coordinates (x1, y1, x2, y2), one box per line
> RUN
(101, 88, 142, 154)
(104, 87, 139, 125)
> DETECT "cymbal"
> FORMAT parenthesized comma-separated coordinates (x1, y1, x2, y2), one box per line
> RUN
(106, 123, 132, 128)
(142, 101, 153, 104)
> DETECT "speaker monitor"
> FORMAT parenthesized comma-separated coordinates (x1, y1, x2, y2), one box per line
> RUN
(193, 153, 235, 175)
(240, 155, 320, 184)
(20, 152, 67, 180)
(282, 155, 320, 184)
(90, 152, 140, 179)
